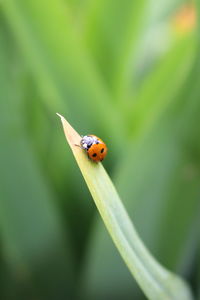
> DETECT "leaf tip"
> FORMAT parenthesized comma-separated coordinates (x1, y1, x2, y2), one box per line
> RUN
(56, 113, 81, 152)
(56, 112, 64, 120)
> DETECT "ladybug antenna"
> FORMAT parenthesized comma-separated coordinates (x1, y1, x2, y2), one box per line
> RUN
(74, 144, 81, 148)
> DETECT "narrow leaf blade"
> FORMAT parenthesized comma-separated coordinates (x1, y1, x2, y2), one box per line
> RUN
(58, 114, 193, 300)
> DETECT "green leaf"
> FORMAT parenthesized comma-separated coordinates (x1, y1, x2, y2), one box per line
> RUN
(0, 24, 74, 300)
(57, 113, 193, 300)
(128, 33, 196, 139)
(83, 0, 146, 96)
(2, 0, 121, 137)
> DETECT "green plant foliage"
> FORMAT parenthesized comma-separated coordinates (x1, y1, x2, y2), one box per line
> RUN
(0, 23, 74, 300)
(58, 114, 193, 300)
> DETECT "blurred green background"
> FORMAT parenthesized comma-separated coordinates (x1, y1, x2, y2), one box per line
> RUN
(0, 0, 199, 299)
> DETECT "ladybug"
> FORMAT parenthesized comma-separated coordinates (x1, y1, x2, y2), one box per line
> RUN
(80, 135, 107, 162)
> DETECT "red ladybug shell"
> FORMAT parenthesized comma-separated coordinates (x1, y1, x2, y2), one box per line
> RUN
(80, 135, 107, 162)
(87, 141, 107, 162)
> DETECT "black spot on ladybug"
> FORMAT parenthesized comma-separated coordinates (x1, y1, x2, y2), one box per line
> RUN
(92, 153, 97, 157)
(101, 148, 104, 153)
